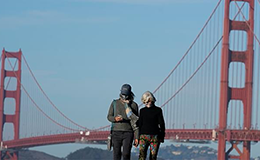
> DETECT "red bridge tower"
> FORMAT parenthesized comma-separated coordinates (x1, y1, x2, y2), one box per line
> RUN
(0, 49, 22, 160)
(218, 0, 255, 159)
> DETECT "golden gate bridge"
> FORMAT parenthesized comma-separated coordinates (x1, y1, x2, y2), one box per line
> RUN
(1, 0, 260, 159)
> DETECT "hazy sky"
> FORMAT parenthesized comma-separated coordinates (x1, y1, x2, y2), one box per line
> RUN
(0, 0, 218, 127)
(2, 0, 260, 158)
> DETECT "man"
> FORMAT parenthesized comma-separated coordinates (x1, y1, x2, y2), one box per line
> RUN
(107, 84, 139, 160)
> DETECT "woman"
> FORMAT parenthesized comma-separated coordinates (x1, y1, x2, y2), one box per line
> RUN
(138, 91, 165, 160)
(107, 84, 139, 160)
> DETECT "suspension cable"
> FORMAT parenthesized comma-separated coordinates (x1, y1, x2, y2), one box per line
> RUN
(160, 37, 223, 108)
(234, 1, 260, 46)
(22, 55, 89, 130)
(5, 53, 80, 132)
(152, 0, 223, 94)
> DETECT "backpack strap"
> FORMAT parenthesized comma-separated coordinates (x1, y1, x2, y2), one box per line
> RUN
(111, 100, 116, 131)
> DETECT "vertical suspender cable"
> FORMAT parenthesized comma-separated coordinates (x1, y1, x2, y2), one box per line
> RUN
(199, 36, 204, 128)
(167, 79, 170, 128)
(176, 67, 180, 128)
(255, 1, 260, 129)
(210, 14, 215, 129)
(190, 47, 194, 128)
(206, 23, 210, 128)
(203, 26, 207, 128)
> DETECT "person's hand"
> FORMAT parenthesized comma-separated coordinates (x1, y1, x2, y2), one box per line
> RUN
(115, 115, 123, 122)
(134, 139, 139, 147)
(126, 107, 131, 113)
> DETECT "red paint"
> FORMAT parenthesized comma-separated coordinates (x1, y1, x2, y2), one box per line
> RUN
(0, 49, 22, 160)
(218, 0, 255, 159)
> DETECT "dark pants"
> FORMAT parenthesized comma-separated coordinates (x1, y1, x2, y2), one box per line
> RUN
(112, 131, 134, 160)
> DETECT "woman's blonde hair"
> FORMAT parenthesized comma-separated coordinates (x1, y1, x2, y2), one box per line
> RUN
(141, 91, 156, 104)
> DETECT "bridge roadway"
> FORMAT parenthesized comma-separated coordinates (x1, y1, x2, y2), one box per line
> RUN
(3, 129, 260, 149)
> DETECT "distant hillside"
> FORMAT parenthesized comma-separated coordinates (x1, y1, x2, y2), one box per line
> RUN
(8, 144, 258, 160)
(66, 145, 217, 160)
(155, 144, 217, 160)
(13, 149, 64, 160)
(130, 144, 217, 160)
(66, 147, 115, 160)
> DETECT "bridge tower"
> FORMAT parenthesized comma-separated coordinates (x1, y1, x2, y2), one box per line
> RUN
(218, 0, 255, 159)
(0, 49, 22, 160)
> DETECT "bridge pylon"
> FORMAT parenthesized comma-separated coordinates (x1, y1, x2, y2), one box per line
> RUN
(0, 49, 22, 160)
(218, 0, 255, 159)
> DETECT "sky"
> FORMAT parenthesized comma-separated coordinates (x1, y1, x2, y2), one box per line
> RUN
(2, 0, 260, 158)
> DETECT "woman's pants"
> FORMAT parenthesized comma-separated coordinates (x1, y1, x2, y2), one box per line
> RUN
(112, 131, 134, 160)
(139, 134, 160, 160)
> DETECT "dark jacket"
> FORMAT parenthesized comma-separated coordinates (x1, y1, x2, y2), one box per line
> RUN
(107, 99, 139, 139)
(139, 104, 165, 141)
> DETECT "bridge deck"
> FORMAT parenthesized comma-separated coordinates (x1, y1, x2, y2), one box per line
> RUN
(3, 129, 260, 149)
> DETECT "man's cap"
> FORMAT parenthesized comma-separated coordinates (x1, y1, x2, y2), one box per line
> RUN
(120, 84, 132, 96)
